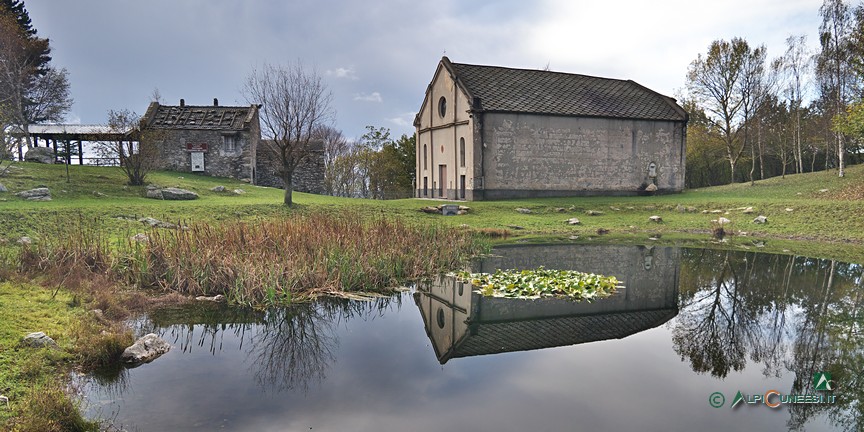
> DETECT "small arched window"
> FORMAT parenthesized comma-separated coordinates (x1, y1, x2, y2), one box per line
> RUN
(423, 144, 428, 170)
(459, 137, 465, 167)
(438, 96, 447, 118)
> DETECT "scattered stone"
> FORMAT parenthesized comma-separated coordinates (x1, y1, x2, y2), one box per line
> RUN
(569, 235, 580, 240)
(585, 210, 603, 216)
(796, 192, 802, 195)
(609, 206, 621, 211)
(0, 183, 7, 193)
(555, 207, 567, 213)
(515, 208, 532, 214)
(566, 218, 581, 225)
(648, 215, 663, 223)
(458, 206, 471, 212)
(676, 204, 685, 213)
(644, 205, 657, 210)
(241, 178, 252, 183)
(17, 236, 31, 245)
(122, 334, 171, 365)
(92, 191, 106, 197)
(717, 217, 732, 225)
(753, 215, 768, 224)
(701, 210, 709, 214)
(130, 233, 149, 242)
(739, 232, 748, 236)
(710, 210, 723, 214)
(506, 225, 525, 230)
(644, 183, 658, 192)
(420, 206, 440, 214)
(785, 208, 794, 212)
(783, 249, 791, 253)
(649, 233, 662, 239)
(210, 185, 226, 192)
(626, 206, 635, 210)
(160, 187, 199, 200)
(232, 189, 245, 195)
(742, 207, 754, 214)
(456, 210, 468, 215)
(195, 294, 225, 302)
(23, 147, 55, 164)
(0, 394, 8, 407)
(21, 332, 58, 349)
(686, 206, 698, 213)
(596, 228, 610, 235)
(818, 189, 829, 193)
(138, 217, 178, 229)
(15, 187, 51, 201)
(754, 241, 766, 248)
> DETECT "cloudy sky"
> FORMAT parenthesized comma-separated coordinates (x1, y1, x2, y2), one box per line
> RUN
(26, 0, 822, 140)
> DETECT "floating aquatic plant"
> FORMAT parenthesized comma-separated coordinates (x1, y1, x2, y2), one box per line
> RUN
(455, 266, 622, 301)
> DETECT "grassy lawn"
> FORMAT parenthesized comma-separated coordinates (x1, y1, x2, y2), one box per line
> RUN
(2, 161, 862, 262)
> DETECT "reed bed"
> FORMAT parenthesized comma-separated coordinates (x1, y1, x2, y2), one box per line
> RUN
(20, 213, 485, 306)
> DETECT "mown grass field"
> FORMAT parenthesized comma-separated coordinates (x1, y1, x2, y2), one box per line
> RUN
(1, 161, 863, 262)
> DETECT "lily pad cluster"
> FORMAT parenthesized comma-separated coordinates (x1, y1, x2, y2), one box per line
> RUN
(455, 267, 622, 301)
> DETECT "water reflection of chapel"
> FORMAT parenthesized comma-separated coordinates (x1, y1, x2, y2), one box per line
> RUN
(414, 244, 680, 364)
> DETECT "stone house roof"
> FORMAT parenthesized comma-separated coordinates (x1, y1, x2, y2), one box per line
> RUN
(437, 57, 687, 122)
(142, 101, 258, 131)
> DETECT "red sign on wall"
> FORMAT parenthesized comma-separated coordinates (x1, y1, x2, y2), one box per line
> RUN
(186, 143, 209, 152)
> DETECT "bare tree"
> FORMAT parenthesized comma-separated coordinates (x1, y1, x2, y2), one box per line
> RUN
(315, 125, 350, 196)
(687, 38, 749, 183)
(96, 109, 156, 185)
(782, 35, 811, 174)
(0, 12, 71, 157)
(818, 0, 852, 177)
(243, 62, 333, 206)
(737, 43, 769, 185)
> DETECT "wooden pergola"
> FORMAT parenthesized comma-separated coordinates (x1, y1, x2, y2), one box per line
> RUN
(10, 124, 137, 165)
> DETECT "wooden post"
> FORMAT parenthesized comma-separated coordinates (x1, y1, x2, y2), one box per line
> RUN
(52, 138, 58, 161)
(77, 140, 83, 165)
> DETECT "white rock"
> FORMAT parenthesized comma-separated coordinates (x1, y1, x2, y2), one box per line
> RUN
(121, 334, 171, 365)
(753, 215, 768, 224)
(567, 218, 581, 225)
(648, 215, 663, 223)
(718, 217, 731, 225)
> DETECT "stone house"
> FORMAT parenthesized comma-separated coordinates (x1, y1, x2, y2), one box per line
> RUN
(140, 99, 324, 193)
(414, 57, 689, 200)
(140, 99, 260, 181)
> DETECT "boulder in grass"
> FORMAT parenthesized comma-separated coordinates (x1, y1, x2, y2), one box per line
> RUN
(22, 332, 58, 349)
(648, 215, 663, 223)
(160, 188, 198, 200)
(515, 208, 532, 214)
(753, 215, 768, 224)
(15, 188, 51, 201)
(717, 217, 731, 225)
(121, 334, 171, 365)
(210, 185, 226, 192)
(23, 147, 55, 164)
(567, 218, 581, 225)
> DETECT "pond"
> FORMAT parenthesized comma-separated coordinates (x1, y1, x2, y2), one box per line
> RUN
(80, 244, 863, 431)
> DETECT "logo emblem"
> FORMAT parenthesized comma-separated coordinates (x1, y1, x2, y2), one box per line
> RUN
(814, 372, 833, 391)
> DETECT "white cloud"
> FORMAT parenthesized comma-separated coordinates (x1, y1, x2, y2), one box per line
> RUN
(354, 92, 383, 103)
(326, 66, 359, 80)
(386, 112, 416, 128)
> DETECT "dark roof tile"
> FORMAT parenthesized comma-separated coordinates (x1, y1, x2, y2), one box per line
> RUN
(449, 60, 686, 121)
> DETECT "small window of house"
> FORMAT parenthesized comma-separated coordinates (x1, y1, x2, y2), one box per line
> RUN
(423, 144, 428, 170)
(438, 96, 447, 118)
(224, 135, 236, 152)
(459, 137, 465, 167)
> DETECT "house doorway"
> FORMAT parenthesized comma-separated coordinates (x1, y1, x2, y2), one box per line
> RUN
(438, 165, 447, 198)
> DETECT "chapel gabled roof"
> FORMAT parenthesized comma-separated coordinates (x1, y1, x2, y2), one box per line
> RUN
(440, 57, 687, 122)
(142, 102, 258, 131)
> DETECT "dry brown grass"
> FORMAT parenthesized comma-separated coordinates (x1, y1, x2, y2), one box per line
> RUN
(20, 212, 485, 306)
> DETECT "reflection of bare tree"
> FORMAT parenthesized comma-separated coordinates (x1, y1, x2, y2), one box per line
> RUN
(676, 249, 863, 431)
(673, 250, 759, 378)
(248, 296, 400, 394)
(248, 304, 337, 394)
